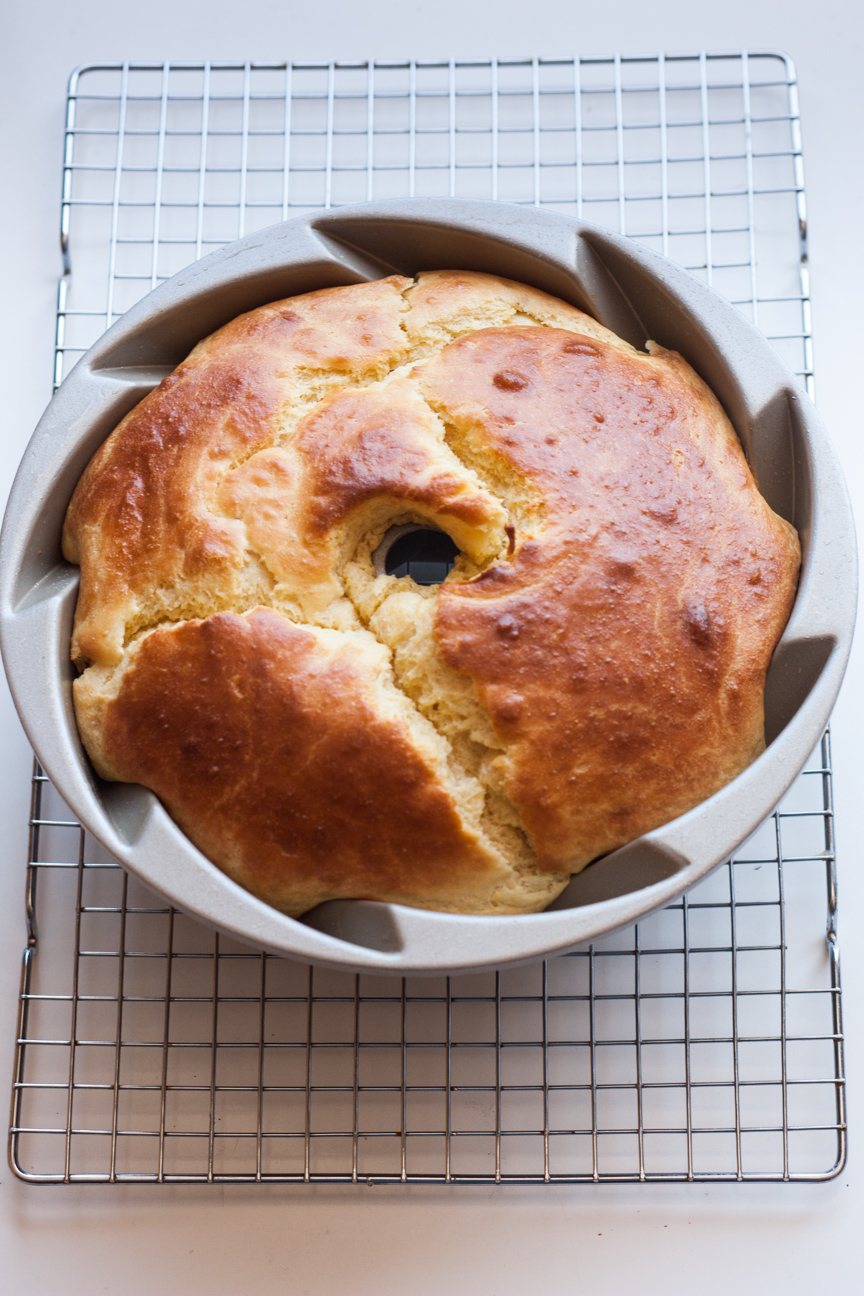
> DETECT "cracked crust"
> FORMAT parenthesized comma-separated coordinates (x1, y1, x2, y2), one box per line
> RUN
(75, 610, 514, 915)
(64, 271, 801, 917)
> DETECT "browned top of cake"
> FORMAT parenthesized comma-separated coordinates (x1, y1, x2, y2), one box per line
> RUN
(65, 271, 800, 916)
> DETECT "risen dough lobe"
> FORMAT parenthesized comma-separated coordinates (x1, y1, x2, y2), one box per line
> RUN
(65, 271, 800, 916)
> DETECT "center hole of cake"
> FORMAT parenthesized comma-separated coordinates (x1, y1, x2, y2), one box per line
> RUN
(377, 525, 460, 586)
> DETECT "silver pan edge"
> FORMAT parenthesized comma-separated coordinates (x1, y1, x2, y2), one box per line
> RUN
(0, 198, 856, 974)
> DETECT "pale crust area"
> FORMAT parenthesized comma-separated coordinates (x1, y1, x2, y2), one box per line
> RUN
(64, 271, 801, 916)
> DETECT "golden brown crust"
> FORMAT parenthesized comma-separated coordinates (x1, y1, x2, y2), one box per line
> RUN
(402, 269, 636, 354)
(63, 275, 413, 666)
(420, 327, 800, 870)
(64, 271, 801, 917)
(77, 609, 512, 916)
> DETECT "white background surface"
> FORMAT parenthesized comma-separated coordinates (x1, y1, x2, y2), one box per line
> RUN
(1, 1, 862, 1292)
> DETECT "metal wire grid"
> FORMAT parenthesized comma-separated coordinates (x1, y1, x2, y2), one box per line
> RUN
(9, 53, 844, 1183)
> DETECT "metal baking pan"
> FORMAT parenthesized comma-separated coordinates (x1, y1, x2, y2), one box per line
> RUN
(0, 198, 856, 974)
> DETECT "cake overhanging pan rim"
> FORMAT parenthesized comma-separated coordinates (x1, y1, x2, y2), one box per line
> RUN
(0, 198, 856, 975)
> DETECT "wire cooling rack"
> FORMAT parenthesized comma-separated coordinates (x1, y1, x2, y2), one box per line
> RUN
(9, 53, 844, 1184)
